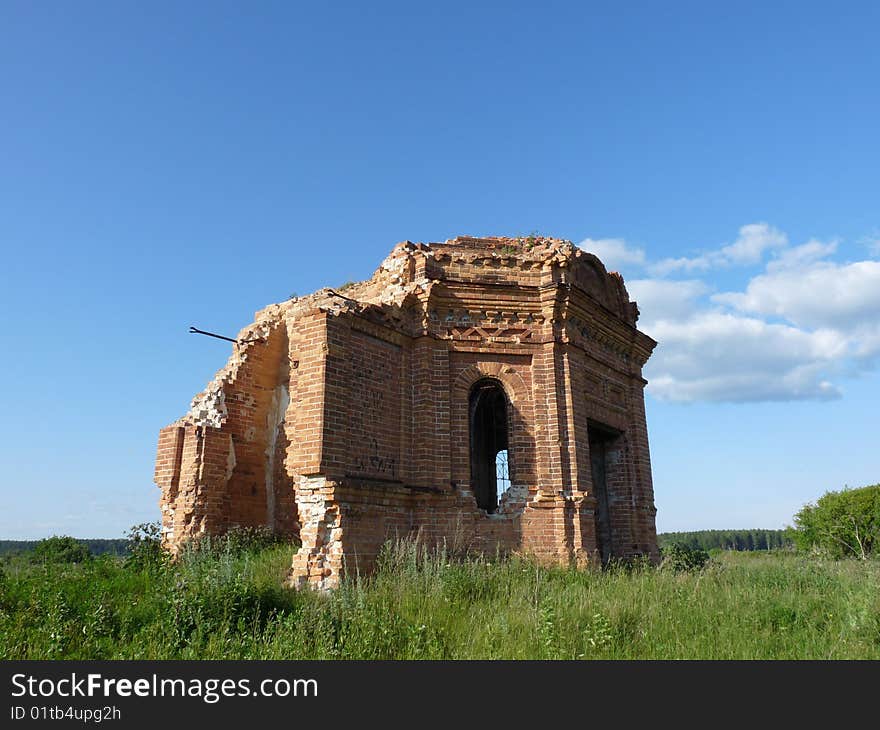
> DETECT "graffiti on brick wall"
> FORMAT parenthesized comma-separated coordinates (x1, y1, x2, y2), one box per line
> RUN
(354, 437, 397, 478)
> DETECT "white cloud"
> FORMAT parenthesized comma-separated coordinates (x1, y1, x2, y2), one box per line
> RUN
(859, 232, 880, 257)
(642, 311, 846, 402)
(713, 259, 880, 331)
(651, 223, 787, 275)
(649, 254, 713, 276)
(579, 223, 880, 403)
(719, 222, 788, 265)
(576, 222, 880, 402)
(579, 237, 645, 270)
(765, 238, 838, 272)
(852, 326, 880, 361)
(648, 370, 840, 403)
(626, 279, 709, 325)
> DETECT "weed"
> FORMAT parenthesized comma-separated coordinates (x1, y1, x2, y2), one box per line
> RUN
(1, 540, 878, 659)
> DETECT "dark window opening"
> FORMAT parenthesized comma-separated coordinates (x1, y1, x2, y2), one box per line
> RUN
(469, 379, 510, 513)
(588, 422, 621, 565)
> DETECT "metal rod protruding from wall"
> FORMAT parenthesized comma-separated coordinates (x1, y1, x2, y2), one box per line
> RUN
(189, 326, 262, 344)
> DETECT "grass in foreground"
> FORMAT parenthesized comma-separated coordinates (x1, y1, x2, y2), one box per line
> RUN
(1, 541, 878, 659)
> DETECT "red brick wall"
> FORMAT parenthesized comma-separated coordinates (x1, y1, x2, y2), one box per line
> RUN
(346, 329, 403, 481)
(155, 236, 659, 586)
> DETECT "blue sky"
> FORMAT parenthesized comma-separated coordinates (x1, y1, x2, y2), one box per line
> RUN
(1, 1, 877, 538)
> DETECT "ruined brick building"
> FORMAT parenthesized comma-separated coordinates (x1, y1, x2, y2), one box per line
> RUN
(154, 236, 659, 589)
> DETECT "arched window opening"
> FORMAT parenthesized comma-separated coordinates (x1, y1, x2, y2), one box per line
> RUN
(469, 379, 511, 513)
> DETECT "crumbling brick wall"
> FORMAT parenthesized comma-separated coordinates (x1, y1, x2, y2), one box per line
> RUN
(155, 236, 658, 588)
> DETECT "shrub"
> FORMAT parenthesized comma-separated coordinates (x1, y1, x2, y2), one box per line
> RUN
(33, 536, 91, 565)
(221, 525, 284, 554)
(181, 525, 288, 560)
(660, 542, 710, 572)
(124, 522, 167, 572)
(167, 571, 281, 647)
(790, 484, 880, 559)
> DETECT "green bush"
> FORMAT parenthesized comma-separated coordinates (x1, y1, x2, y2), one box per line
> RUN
(660, 542, 710, 572)
(221, 525, 285, 554)
(124, 522, 167, 572)
(184, 525, 289, 558)
(33, 536, 91, 565)
(167, 562, 287, 647)
(790, 484, 880, 559)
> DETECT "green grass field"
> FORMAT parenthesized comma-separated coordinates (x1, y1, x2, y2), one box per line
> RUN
(2, 541, 878, 660)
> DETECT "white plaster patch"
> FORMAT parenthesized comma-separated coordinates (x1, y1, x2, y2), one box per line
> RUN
(226, 435, 236, 480)
(264, 384, 290, 526)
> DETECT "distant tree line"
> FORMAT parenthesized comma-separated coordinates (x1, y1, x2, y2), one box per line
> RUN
(658, 529, 791, 552)
(0, 539, 129, 557)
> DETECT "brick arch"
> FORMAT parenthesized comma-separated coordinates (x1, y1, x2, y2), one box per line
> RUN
(452, 362, 530, 404)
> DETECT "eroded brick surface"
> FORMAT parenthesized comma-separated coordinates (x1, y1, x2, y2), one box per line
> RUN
(154, 236, 659, 587)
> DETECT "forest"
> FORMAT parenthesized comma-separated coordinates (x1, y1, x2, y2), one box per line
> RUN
(657, 529, 790, 552)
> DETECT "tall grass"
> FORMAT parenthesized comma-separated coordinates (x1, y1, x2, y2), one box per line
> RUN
(1, 539, 878, 659)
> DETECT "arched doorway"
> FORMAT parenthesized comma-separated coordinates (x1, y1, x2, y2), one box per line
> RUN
(468, 378, 511, 513)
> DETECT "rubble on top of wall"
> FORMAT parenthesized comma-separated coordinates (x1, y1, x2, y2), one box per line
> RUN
(176, 304, 289, 429)
(173, 272, 416, 429)
(172, 235, 637, 429)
